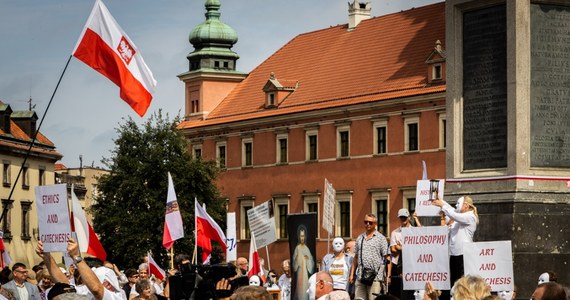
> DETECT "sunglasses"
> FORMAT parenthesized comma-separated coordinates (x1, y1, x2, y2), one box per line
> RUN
(364, 220, 375, 225)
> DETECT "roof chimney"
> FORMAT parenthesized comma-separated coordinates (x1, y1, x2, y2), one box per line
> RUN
(348, 1, 371, 30)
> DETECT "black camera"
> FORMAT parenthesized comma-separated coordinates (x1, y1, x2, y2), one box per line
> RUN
(169, 263, 241, 300)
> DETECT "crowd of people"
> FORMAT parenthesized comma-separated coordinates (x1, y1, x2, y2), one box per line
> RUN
(0, 196, 566, 300)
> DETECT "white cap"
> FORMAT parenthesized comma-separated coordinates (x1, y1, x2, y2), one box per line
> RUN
(94, 266, 120, 292)
(398, 208, 410, 218)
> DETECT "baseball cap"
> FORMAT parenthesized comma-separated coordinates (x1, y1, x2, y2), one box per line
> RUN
(398, 208, 410, 218)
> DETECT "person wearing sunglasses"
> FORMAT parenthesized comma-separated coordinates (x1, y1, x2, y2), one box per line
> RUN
(349, 214, 389, 300)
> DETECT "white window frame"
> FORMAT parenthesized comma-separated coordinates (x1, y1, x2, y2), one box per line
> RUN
(242, 138, 253, 167)
(273, 196, 290, 239)
(240, 199, 254, 240)
(335, 192, 352, 238)
(439, 113, 447, 149)
(267, 93, 276, 107)
(276, 133, 288, 164)
(336, 125, 350, 158)
(370, 189, 390, 235)
(433, 63, 443, 80)
(404, 116, 420, 152)
(401, 188, 417, 215)
(303, 193, 320, 238)
(192, 144, 202, 159)
(373, 119, 388, 155)
(305, 129, 319, 161)
(216, 141, 227, 168)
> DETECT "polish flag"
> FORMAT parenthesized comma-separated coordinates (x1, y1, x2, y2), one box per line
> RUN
(72, 0, 157, 117)
(0, 232, 12, 268)
(162, 172, 184, 250)
(148, 252, 165, 281)
(71, 185, 107, 262)
(195, 199, 227, 263)
(247, 232, 261, 278)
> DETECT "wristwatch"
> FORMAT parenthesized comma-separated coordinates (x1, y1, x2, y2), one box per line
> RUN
(73, 256, 83, 265)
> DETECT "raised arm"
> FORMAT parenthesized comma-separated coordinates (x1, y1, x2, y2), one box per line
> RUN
(68, 238, 105, 300)
(35, 241, 69, 284)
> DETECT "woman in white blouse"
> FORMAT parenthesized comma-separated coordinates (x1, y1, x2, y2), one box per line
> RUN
(432, 196, 479, 288)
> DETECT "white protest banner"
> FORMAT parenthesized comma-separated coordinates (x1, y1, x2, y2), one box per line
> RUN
(247, 199, 277, 249)
(323, 178, 335, 235)
(226, 212, 237, 261)
(463, 241, 514, 291)
(402, 226, 450, 290)
(415, 179, 445, 216)
(35, 184, 72, 252)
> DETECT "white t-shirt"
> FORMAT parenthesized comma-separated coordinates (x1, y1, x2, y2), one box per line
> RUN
(328, 256, 348, 290)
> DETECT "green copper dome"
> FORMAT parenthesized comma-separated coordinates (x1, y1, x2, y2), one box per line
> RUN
(189, 0, 238, 47)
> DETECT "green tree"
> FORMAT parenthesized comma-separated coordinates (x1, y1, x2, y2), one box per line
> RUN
(91, 111, 226, 269)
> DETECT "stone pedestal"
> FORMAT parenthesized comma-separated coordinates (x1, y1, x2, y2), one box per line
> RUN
(446, 0, 570, 298)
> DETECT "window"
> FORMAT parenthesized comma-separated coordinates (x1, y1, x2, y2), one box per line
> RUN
(405, 117, 419, 151)
(191, 99, 199, 113)
(373, 119, 388, 155)
(21, 201, 32, 240)
(274, 196, 290, 239)
(224, 61, 229, 68)
(242, 138, 253, 167)
(3, 161, 10, 187)
(375, 199, 388, 235)
(407, 198, 416, 217)
(370, 189, 390, 235)
(276, 134, 288, 164)
(267, 93, 276, 107)
(193, 144, 202, 159)
(305, 129, 318, 161)
(433, 64, 442, 80)
(439, 113, 447, 149)
(239, 199, 254, 240)
(22, 164, 29, 189)
(337, 126, 350, 158)
(214, 61, 220, 68)
(1, 199, 13, 240)
(216, 142, 227, 168)
(335, 193, 352, 238)
(303, 193, 320, 238)
(39, 166, 46, 186)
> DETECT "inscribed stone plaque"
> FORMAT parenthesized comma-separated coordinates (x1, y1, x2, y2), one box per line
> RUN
(530, 4, 570, 167)
(462, 5, 508, 170)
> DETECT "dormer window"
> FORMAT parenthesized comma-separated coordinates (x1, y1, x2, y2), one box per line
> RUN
(433, 64, 442, 80)
(262, 72, 299, 109)
(267, 93, 276, 107)
(425, 40, 446, 84)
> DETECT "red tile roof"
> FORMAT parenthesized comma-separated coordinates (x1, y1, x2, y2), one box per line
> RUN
(179, 2, 445, 129)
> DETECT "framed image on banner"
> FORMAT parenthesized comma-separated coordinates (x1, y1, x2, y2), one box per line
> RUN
(415, 179, 445, 216)
(463, 241, 514, 291)
(288, 213, 317, 300)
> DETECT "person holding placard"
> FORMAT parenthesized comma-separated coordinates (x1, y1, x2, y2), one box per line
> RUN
(432, 196, 479, 290)
(389, 208, 420, 300)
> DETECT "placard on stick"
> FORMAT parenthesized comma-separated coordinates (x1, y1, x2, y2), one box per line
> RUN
(415, 179, 445, 216)
(35, 184, 72, 252)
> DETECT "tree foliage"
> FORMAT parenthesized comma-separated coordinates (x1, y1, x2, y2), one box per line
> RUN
(91, 111, 225, 269)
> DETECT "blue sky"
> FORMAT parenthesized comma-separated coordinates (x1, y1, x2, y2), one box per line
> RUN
(0, 0, 441, 168)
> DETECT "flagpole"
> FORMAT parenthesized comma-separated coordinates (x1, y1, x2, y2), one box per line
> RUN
(0, 55, 73, 226)
(170, 247, 174, 270)
(192, 198, 198, 265)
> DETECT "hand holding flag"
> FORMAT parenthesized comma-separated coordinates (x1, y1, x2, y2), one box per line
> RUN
(148, 252, 166, 281)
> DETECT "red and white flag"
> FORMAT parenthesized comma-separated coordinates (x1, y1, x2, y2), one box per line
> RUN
(247, 231, 261, 277)
(162, 172, 184, 250)
(195, 199, 227, 263)
(148, 252, 165, 281)
(71, 185, 107, 262)
(72, 0, 157, 117)
(0, 232, 12, 268)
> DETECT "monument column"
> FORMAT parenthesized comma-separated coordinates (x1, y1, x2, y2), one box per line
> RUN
(446, 0, 569, 297)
